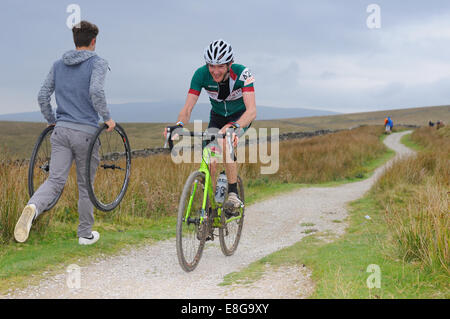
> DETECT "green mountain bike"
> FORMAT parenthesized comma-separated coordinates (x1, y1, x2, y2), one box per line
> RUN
(165, 129, 245, 272)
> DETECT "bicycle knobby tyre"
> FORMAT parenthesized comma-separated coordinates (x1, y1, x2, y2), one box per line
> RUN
(86, 123, 132, 212)
(219, 175, 245, 256)
(28, 125, 62, 212)
(176, 171, 209, 272)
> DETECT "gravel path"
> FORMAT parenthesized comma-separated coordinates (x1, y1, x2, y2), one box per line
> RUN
(3, 131, 414, 299)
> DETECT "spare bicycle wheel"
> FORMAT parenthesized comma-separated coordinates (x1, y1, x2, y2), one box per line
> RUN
(86, 123, 132, 211)
(28, 126, 63, 212)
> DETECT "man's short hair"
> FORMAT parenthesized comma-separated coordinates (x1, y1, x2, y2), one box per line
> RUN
(72, 20, 99, 47)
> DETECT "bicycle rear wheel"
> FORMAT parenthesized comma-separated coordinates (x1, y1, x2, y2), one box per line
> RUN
(176, 171, 209, 272)
(86, 123, 132, 212)
(219, 175, 245, 256)
(28, 126, 63, 212)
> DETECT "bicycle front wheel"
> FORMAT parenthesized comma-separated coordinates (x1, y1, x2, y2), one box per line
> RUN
(28, 126, 63, 212)
(176, 171, 209, 272)
(219, 175, 245, 256)
(86, 123, 132, 212)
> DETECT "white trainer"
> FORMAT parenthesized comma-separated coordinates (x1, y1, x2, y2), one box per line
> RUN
(78, 231, 100, 245)
(225, 192, 243, 209)
(14, 204, 37, 243)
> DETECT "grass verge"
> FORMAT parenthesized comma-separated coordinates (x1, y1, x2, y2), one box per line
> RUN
(220, 195, 448, 298)
(400, 133, 424, 152)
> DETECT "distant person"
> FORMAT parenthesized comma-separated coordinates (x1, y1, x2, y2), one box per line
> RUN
(436, 120, 444, 129)
(429, 120, 435, 127)
(384, 116, 393, 133)
(14, 20, 115, 245)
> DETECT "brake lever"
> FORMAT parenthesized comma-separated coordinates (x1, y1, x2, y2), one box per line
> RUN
(163, 127, 174, 150)
(226, 130, 235, 161)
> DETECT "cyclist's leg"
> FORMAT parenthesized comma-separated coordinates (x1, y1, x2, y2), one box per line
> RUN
(205, 110, 226, 192)
(28, 126, 73, 217)
(223, 124, 250, 198)
(210, 156, 218, 193)
(223, 123, 250, 182)
(206, 108, 250, 197)
(223, 111, 251, 208)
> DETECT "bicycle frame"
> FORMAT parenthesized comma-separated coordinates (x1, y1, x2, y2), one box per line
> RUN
(185, 145, 242, 229)
(165, 128, 243, 231)
(185, 146, 218, 226)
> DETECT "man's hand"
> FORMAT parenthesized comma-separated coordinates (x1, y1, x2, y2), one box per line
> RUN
(105, 119, 116, 132)
(164, 123, 184, 140)
(219, 124, 239, 148)
(218, 123, 233, 135)
(47, 123, 56, 127)
(231, 131, 239, 148)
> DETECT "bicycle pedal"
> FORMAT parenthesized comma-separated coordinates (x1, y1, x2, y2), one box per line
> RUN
(225, 209, 240, 218)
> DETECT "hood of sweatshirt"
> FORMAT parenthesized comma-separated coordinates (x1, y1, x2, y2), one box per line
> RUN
(62, 50, 97, 66)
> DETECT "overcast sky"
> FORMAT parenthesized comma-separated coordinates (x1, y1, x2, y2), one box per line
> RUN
(1, 0, 450, 115)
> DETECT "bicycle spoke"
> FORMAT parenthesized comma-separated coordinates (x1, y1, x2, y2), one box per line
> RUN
(87, 124, 131, 211)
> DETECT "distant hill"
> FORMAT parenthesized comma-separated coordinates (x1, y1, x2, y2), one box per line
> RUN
(0, 102, 339, 122)
(1, 104, 448, 160)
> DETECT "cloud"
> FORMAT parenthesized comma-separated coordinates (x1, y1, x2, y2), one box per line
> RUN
(1, 0, 450, 115)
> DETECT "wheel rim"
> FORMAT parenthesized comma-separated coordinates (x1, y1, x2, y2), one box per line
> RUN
(87, 124, 131, 211)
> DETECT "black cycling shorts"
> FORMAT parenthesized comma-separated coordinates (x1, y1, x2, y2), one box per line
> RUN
(208, 109, 251, 131)
(203, 109, 251, 149)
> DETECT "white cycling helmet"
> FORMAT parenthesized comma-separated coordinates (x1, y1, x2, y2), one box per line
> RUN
(204, 39, 234, 65)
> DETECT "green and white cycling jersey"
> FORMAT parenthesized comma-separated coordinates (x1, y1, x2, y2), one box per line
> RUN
(188, 64, 255, 117)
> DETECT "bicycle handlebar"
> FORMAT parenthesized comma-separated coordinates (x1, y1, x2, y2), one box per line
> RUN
(164, 128, 235, 159)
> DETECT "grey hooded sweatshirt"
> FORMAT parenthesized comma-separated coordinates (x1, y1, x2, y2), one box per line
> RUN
(38, 50, 111, 134)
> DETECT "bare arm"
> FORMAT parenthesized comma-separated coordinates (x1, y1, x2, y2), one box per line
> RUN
(237, 91, 257, 128)
(220, 91, 256, 134)
(177, 93, 199, 124)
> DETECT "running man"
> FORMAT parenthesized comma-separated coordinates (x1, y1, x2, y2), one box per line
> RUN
(14, 20, 115, 245)
(165, 39, 257, 208)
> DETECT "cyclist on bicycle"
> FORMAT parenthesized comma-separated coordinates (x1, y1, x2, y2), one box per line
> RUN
(14, 20, 115, 245)
(165, 39, 256, 208)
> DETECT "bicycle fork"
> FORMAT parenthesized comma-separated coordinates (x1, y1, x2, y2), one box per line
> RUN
(184, 171, 214, 226)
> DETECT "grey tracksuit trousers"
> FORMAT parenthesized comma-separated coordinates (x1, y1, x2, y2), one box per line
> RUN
(28, 126, 99, 238)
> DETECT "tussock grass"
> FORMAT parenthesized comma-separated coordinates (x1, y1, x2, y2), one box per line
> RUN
(241, 125, 386, 184)
(372, 126, 449, 274)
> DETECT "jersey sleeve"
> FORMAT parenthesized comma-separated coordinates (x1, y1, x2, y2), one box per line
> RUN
(188, 67, 204, 96)
(238, 67, 255, 93)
